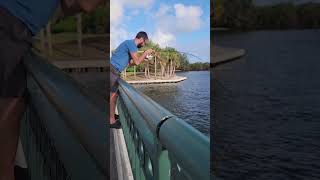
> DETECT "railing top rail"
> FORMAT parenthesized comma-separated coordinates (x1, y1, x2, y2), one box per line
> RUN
(24, 53, 108, 178)
(117, 78, 210, 180)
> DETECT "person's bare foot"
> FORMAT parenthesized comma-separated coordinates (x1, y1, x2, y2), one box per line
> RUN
(110, 117, 116, 125)
(109, 114, 119, 124)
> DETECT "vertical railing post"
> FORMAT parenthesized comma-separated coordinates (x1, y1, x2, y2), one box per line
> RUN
(46, 22, 53, 57)
(157, 150, 171, 180)
(77, 14, 83, 57)
(40, 29, 46, 56)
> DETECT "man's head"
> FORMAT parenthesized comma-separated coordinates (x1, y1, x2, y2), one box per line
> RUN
(135, 31, 149, 48)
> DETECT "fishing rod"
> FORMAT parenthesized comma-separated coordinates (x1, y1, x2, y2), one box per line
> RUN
(138, 50, 205, 62)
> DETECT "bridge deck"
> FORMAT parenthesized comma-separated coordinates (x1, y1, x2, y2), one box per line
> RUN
(110, 130, 118, 180)
(110, 129, 134, 180)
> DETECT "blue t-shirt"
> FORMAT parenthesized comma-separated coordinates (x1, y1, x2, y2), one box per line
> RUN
(0, 0, 59, 34)
(111, 40, 138, 72)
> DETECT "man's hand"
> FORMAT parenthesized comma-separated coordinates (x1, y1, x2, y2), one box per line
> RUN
(130, 49, 154, 66)
(144, 49, 154, 56)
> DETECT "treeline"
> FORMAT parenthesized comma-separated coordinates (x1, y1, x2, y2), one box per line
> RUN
(213, 0, 320, 30)
(131, 60, 210, 72)
(123, 40, 209, 73)
(126, 42, 191, 77)
(185, 62, 210, 71)
(112, 41, 210, 73)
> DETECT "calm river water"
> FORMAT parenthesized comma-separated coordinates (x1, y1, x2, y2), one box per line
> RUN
(213, 30, 320, 179)
(134, 71, 210, 136)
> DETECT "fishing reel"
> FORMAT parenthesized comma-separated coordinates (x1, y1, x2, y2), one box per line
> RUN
(145, 50, 156, 61)
(146, 54, 154, 60)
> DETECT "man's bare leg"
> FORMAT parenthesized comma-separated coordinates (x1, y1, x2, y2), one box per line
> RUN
(110, 92, 118, 124)
(0, 98, 25, 180)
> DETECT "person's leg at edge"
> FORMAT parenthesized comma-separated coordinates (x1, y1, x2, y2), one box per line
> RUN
(0, 47, 28, 180)
(110, 92, 118, 124)
(0, 9, 30, 178)
(0, 97, 25, 180)
(109, 69, 119, 125)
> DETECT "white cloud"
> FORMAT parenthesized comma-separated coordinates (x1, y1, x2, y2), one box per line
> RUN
(174, 4, 203, 18)
(174, 4, 203, 32)
(110, 0, 124, 27)
(154, 3, 203, 34)
(110, 26, 129, 52)
(152, 3, 204, 49)
(155, 4, 171, 17)
(152, 30, 176, 48)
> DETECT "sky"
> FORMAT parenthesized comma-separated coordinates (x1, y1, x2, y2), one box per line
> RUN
(110, 0, 210, 63)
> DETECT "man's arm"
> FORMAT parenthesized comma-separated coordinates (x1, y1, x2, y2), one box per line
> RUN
(130, 49, 154, 65)
(61, 0, 103, 15)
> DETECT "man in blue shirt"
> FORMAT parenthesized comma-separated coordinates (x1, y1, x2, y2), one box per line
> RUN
(0, 1, 102, 179)
(110, 31, 154, 128)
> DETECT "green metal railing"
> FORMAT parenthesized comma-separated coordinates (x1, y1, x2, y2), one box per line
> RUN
(18, 52, 209, 180)
(20, 53, 108, 180)
(117, 79, 210, 180)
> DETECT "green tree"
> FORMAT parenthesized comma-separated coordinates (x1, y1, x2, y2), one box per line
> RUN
(213, 1, 320, 30)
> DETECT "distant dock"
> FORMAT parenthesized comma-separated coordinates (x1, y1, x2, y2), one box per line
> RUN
(212, 46, 245, 66)
(125, 74, 187, 84)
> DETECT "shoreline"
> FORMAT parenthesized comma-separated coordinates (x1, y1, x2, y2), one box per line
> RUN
(212, 46, 246, 66)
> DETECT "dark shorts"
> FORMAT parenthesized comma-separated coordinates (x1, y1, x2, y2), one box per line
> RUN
(110, 65, 120, 93)
(0, 7, 32, 97)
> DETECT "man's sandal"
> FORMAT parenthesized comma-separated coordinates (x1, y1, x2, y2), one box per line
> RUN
(110, 120, 121, 129)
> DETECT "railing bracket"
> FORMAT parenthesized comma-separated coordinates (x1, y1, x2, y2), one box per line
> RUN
(156, 115, 174, 140)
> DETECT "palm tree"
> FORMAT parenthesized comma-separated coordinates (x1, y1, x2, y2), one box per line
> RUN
(154, 51, 167, 79)
(144, 60, 150, 78)
(171, 52, 181, 77)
